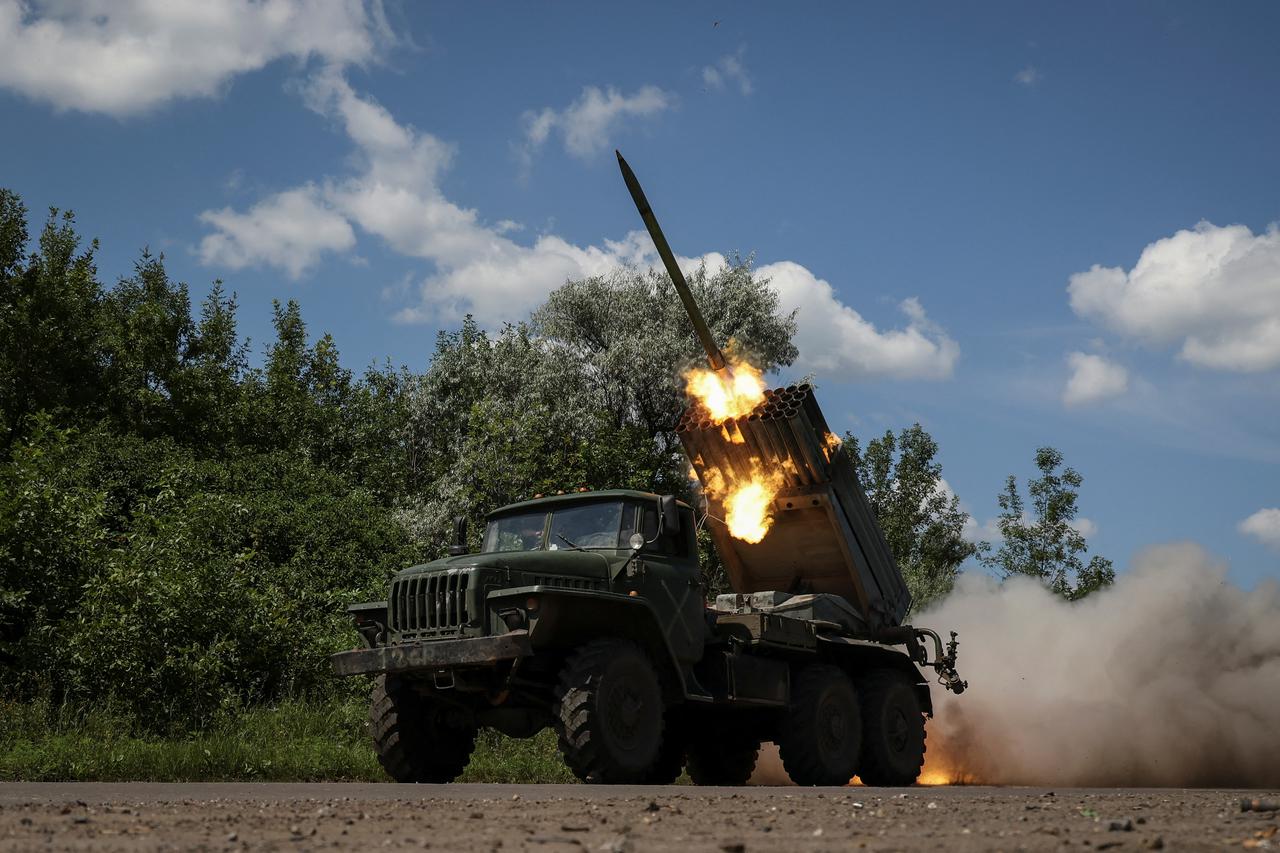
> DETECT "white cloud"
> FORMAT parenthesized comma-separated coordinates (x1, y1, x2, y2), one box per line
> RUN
(1068, 222, 1280, 372)
(0, 0, 385, 116)
(199, 71, 959, 380)
(519, 84, 674, 168)
(1062, 351, 1129, 407)
(197, 185, 355, 279)
(1239, 508, 1280, 552)
(702, 48, 752, 95)
(1013, 66, 1041, 86)
(758, 262, 959, 379)
(1070, 516, 1098, 539)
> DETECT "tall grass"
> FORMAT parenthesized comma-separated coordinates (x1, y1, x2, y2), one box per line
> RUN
(0, 697, 574, 783)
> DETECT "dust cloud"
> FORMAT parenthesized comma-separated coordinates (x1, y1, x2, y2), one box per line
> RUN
(921, 543, 1280, 787)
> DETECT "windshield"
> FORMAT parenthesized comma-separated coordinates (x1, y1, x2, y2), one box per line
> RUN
(482, 510, 546, 552)
(481, 501, 631, 553)
(549, 502, 626, 549)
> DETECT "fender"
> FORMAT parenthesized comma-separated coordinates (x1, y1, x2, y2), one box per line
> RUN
(487, 585, 710, 702)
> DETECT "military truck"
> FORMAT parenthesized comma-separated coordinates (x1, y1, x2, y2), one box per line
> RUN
(329, 152, 967, 786)
(333, 486, 964, 785)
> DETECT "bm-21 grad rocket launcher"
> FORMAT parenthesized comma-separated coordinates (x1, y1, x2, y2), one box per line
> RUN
(327, 154, 967, 794)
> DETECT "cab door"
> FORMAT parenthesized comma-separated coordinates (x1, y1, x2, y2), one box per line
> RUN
(633, 503, 706, 664)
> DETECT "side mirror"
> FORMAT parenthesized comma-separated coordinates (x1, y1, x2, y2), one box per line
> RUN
(629, 533, 646, 551)
(449, 516, 468, 557)
(658, 495, 681, 535)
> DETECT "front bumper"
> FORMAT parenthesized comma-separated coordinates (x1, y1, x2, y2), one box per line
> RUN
(330, 630, 532, 677)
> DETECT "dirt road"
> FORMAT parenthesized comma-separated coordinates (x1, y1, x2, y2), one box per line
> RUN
(1, 783, 1276, 852)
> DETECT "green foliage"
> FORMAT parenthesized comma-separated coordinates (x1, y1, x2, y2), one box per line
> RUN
(0, 695, 574, 782)
(0, 200, 104, 446)
(978, 446, 1115, 600)
(844, 424, 976, 610)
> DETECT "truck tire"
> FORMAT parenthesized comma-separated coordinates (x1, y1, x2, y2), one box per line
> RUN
(778, 663, 862, 786)
(686, 725, 759, 786)
(554, 638, 664, 784)
(369, 675, 476, 783)
(856, 669, 926, 786)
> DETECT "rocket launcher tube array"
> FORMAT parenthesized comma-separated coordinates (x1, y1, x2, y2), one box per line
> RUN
(679, 384, 913, 630)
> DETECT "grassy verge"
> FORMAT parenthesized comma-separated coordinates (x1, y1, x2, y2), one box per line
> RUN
(0, 697, 574, 783)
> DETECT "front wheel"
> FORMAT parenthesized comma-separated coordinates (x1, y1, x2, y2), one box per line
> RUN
(369, 675, 477, 782)
(777, 664, 861, 786)
(554, 638, 665, 783)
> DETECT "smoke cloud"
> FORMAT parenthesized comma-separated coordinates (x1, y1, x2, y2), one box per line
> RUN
(922, 543, 1280, 787)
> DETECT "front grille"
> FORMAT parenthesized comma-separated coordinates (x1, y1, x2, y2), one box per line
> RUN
(389, 570, 471, 636)
(533, 575, 604, 592)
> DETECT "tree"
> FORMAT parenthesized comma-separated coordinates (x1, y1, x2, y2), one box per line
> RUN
(845, 424, 975, 610)
(531, 258, 798, 482)
(0, 199, 106, 446)
(979, 446, 1114, 600)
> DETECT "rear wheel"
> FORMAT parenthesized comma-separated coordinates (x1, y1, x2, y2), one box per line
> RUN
(857, 669, 926, 786)
(686, 721, 759, 786)
(777, 664, 861, 786)
(554, 638, 665, 783)
(369, 675, 477, 782)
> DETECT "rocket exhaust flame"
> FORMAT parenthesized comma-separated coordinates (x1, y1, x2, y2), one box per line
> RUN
(685, 352, 767, 424)
(721, 463, 785, 544)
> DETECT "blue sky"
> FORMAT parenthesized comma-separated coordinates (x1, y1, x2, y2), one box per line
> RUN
(2, 1, 1278, 586)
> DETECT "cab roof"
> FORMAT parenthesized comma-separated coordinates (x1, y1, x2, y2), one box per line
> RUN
(487, 489, 692, 519)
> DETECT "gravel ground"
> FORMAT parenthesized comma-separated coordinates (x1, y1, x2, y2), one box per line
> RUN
(0, 783, 1277, 852)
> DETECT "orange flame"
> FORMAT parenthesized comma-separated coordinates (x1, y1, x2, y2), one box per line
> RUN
(722, 465, 785, 543)
(685, 354, 766, 423)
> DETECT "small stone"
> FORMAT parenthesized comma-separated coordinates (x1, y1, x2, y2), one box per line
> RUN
(1108, 818, 1134, 832)
(1141, 838, 1164, 851)
(227, 832, 238, 842)
(720, 844, 745, 853)
(812, 828, 823, 837)
(644, 801, 659, 813)
(599, 836, 632, 853)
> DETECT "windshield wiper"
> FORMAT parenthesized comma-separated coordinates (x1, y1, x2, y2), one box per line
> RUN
(556, 533, 583, 551)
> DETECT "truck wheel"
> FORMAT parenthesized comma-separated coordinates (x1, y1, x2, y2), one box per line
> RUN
(857, 670, 926, 786)
(686, 725, 759, 786)
(554, 638, 664, 784)
(369, 675, 476, 783)
(778, 664, 861, 786)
